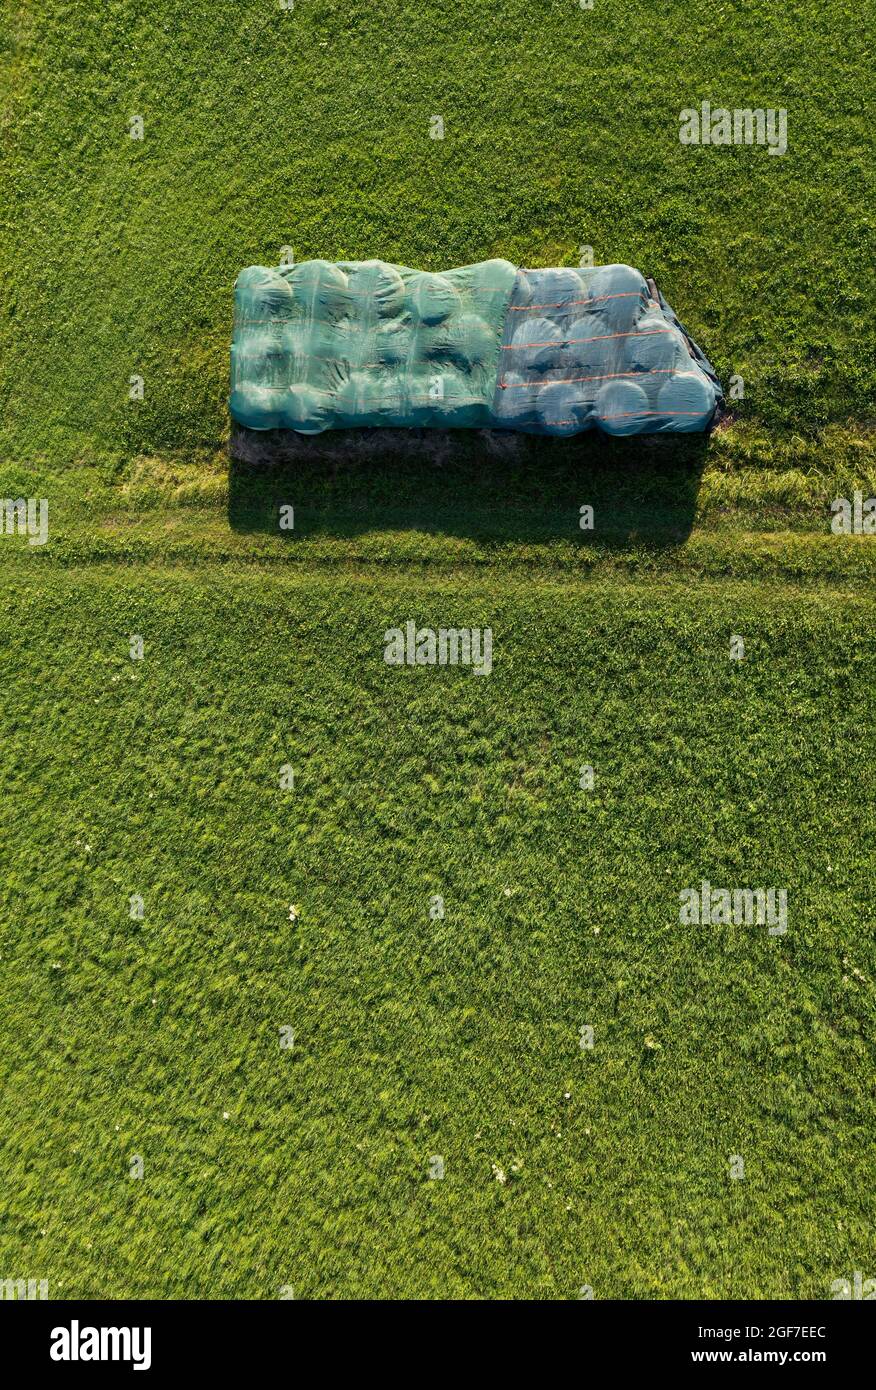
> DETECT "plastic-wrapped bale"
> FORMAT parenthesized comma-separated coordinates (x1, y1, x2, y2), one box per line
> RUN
(230, 258, 517, 433)
(489, 264, 722, 435)
(230, 258, 722, 437)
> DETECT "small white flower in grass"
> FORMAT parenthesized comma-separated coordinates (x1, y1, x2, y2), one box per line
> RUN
(502, 887, 512, 897)
(223, 1111, 230, 1120)
(288, 904, 301, 922)
(491, 1163, 507, 1184)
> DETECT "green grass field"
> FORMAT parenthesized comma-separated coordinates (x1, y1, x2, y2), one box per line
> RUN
(1, 1, 874, 1299)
